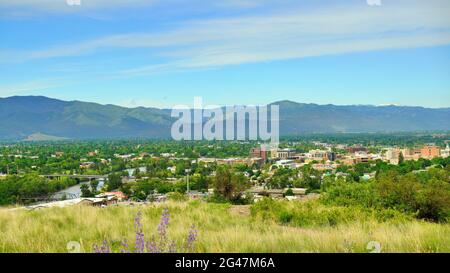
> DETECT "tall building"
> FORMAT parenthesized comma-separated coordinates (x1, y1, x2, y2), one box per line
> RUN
(384, 148, 401, 165)
(346, 144, 367, 154)
(327, 152, 337, 162)
(250, 147, 268, 162)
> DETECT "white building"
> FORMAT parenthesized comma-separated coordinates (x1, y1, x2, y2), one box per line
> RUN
(275, 159, 296, 169)
(442, 144, 450, 158)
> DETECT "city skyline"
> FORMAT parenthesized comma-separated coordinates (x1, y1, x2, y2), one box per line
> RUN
(1, 0, 450, 108)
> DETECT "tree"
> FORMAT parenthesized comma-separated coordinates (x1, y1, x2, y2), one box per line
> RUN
(90, 180, 99, 194)
(213, 166, 250, 202)
(107, 173, 123, 190)
(398, 152, 404, 165)
(80, 184, 93, 197)
(284, 188, 294, 196)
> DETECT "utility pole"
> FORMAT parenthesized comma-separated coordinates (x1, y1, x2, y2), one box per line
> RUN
(185, 168, 191, 196)
(187, 174, 189, 194)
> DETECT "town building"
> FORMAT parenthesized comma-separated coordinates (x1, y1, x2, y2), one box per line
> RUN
(312, 163, 338, 171)
(442, 144, 450, 158)
(420, 145, 440, 158)
(96, 191, 127, 201)
(384, 148, 401, 165)
(307, 149, 328, 161)
(250, 147, 269, 162)
(273, 148, 296, 159)
(275, 159, 296, 169)
(346, 144, 367, 154)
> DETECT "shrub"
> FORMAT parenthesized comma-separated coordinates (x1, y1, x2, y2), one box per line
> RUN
(321, 169, 450, 222)
(166, 192, 188, 202)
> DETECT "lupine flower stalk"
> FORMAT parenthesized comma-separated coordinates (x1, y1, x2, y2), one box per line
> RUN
(185, 225, 198, 253)
(134, 211, 145, 253)
(92, 209, 197, 253)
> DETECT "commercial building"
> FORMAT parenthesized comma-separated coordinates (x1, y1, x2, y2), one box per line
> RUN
(420, 145, 440, 158)
(272, 148, 296, 159)
(250, 147, 269, 162)
(346, 144, 367, 154)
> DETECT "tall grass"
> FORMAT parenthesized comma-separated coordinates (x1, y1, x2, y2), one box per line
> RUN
(0, 200, 449, 253)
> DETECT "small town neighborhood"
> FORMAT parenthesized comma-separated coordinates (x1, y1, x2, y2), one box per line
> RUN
(3, 140, 448, 210)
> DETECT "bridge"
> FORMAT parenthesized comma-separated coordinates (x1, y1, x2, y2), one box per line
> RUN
(40, 174, 108, 180)
(21, 191, 80, 203)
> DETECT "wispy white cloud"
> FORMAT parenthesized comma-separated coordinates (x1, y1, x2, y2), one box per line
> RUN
(0, 78, 65, 97)
(0, 0, 154, 12)
(2, 0, 450, 76)
(0, 0, 275, 16)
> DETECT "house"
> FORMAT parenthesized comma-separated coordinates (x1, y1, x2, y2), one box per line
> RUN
(248, 187, 306, 199)
(25, 197, 115, 210)
(80, 162, 95, 169)
(96, 191, 127, 201)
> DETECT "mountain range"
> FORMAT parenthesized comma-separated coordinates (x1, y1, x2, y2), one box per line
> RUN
(0, 96, 448, 140)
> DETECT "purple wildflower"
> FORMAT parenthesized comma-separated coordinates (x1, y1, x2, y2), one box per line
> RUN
(146, 236, 159, 253)
(158, 208, 170, 238)
(134, 211, 145, 253)
(93, 239, 110, 253)
(92, 209, 198, 253)
(168, 240, 178, 253)
(157, 208, 170, 251)
(120, 239, 130, 253)
(185, 225, 198, 253)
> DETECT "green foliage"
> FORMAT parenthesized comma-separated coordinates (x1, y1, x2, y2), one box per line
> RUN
(284, 188, 294, 196)
(213, 165, 251, 204)
(166, 192, 188, 202)
(251, 198, 411, 228)
(0, 174, 76, 205)
(80, 184, 94, 198)
(106, 173, 122, 191)
(322, 168, 450, 222)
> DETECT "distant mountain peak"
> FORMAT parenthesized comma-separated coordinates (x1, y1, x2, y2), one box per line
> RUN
(0, 95, 448, 140)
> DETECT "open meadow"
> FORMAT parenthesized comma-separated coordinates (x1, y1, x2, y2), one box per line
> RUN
(1, 200, 449, 253)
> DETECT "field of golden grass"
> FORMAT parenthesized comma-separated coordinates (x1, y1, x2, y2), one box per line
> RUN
(0, 200, 449, 253)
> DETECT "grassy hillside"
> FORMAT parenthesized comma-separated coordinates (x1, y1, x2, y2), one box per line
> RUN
(0, 200, 449, 253)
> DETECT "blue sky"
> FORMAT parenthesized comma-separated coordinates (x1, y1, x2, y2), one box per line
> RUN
(0, 0, 450, 108)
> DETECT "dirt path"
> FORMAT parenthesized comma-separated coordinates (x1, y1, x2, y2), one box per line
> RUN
(228, 205, 251, 216)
